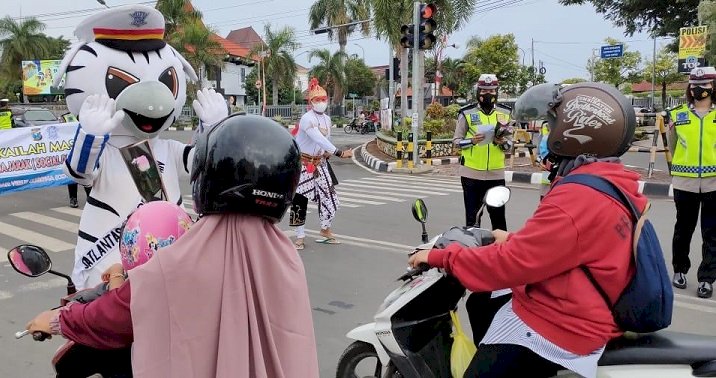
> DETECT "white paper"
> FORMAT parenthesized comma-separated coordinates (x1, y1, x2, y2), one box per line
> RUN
(476, 124, 495, 145)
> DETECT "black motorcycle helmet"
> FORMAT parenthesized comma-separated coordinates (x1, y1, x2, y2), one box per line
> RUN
(191, 113, 301, 223)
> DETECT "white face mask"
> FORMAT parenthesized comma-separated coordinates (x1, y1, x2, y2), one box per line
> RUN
(312, 101, 328, 113)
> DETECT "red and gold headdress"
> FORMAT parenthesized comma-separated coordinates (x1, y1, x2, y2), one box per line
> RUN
(307, 77, 327, 101)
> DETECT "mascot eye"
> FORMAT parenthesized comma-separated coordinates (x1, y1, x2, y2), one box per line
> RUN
(159, 67, 178, 98)
(105, 67, 139, 99)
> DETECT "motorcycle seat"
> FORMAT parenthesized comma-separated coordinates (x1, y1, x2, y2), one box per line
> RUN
(599, 331, 716, 366)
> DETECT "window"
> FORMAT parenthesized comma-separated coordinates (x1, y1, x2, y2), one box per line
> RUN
(240, 68, 246, 82)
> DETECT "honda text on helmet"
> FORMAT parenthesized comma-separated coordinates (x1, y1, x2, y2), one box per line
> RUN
(511, 82, 636, 158)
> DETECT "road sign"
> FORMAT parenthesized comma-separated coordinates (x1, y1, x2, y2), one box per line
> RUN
(255, 80, 262, 89)
(600, 44, 624, 59)
(539, 66, 547, 75)
(678, 26, 708, 73)
(411, 112, 419, 127)
(349, 93, 358, 98)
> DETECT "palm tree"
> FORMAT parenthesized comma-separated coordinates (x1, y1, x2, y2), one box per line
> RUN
(308, 49, 348, 105)
(440, 58, 465, 99)
(0, 17, 52, 80)
(155, 0, 203, 40)
(309, 0, 371, 55)
(250, 24, 299, 106)
(173, 20, 225, 100)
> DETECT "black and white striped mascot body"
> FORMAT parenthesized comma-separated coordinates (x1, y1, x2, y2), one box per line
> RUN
(56, 5, 227, 289)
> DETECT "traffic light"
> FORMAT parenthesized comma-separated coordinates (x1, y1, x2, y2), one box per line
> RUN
(418, 3, 437, 50)
(399, 4, 437, 50)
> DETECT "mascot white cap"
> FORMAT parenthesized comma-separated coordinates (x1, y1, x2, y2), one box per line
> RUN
(59, 4, 228, 289)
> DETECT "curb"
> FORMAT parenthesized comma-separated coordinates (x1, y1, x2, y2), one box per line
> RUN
(359, 144, 674, 197)
(168, 126, 194, 131)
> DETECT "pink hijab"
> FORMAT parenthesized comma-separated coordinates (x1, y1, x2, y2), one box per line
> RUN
(129, 214, 319, 378)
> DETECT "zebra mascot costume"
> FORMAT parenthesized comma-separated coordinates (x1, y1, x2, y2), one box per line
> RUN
(55, 5, 228, 289)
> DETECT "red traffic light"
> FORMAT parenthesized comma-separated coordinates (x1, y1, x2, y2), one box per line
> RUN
(421, 3, 436, 19)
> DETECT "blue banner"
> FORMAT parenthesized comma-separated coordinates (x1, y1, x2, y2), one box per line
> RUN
(600, 44, 624, 59)
(0, 122, 78, 196)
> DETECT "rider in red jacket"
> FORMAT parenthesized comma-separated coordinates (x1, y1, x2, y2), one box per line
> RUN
(410, 83, 642, 378)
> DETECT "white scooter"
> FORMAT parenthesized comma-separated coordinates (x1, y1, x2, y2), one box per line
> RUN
(336, 186, 716, 378)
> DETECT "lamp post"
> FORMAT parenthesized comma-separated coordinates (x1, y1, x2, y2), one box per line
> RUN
(354, 43, 365, 61)
(517, 47, 526, 66)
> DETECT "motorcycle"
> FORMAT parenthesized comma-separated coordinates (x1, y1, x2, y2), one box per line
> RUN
(345, 118, 375, 134)
(9, 244, 133, 378)
(336, 187, 716, 378)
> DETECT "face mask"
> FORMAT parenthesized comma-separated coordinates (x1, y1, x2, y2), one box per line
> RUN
(478, 93, 496, 110)
(312, 101, 328, 113)
(692, 86, 713, 101)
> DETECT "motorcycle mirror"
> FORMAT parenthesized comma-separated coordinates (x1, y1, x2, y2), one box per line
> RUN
(411, 199, 428, 223)
(484, 186, 511, 208)
(7, 245, 52, 277)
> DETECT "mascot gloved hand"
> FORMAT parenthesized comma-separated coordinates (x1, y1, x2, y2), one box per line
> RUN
(78, 94, 126, 136)
(193, 88, 229, 130)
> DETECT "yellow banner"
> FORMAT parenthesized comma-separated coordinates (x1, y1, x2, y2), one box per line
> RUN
(22, 60, 65, 95)
(679, 26, 708, 59)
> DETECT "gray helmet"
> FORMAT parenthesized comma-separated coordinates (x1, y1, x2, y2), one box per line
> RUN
(512, 82, 636, 158)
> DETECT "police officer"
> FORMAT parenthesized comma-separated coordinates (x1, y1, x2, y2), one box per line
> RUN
(453, 74, 513, 229)
(668, 66, 716, 298)
(0, 99, 14, 130)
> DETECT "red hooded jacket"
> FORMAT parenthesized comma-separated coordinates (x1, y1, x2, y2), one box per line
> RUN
(429, 162, 645, 355)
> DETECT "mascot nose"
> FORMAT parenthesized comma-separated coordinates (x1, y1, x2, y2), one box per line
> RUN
(116, 81, 175, 118)
(116, 81, 177, 136)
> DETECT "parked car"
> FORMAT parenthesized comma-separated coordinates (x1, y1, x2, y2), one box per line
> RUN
(11, 107, 61, 127)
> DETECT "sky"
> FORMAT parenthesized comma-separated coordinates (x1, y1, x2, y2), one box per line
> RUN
(6, 0, 674, 83)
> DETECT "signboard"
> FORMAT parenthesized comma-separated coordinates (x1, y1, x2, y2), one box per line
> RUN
(600, 44, 624, 59)
(21, 60, 64, 95)
(679, 26, 708, 73)
(349, 93, 358, 98)
(0, 122, 76, 195)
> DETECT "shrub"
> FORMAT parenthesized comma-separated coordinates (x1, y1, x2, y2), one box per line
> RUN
(445, 104, 461, 119)
(426, 102, 446, 119)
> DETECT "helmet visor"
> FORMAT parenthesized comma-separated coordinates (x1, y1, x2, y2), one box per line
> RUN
(511, 83, 562, 122)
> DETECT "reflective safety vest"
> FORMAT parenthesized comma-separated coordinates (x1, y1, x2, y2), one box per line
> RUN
(460, 107, 511, 171)
(0, 109, 12, 130)
(669, 105, 716, 178)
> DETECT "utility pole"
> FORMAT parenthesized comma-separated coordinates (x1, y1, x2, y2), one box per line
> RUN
(388, 45, 395, 118)
(651, 35, 657, 110)
(590, 49, 597, 82)
(411, 1, 421, 168)
(531, 38, 535, 83)
(401, 48, 409, 125)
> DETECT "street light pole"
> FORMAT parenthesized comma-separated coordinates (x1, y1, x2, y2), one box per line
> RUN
(354, 43, 365, 61)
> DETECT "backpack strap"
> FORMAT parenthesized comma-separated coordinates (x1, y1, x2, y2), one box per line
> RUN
(556, 174, 641, 220)
(555, 173, 643, 312)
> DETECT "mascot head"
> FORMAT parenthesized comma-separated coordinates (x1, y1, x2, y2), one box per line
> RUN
(54, 5, 198, 139)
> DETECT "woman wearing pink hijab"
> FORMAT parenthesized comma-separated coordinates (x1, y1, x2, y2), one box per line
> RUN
(26, 114, 319, 378)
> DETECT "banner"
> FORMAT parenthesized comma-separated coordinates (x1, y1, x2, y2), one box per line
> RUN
(22, 60, 65, 95)
(0, 123, 77, 195)
(678, 26, 709, 73)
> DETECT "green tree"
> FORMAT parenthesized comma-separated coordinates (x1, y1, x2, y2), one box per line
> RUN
(591, 38, 642, 89)
(250, 24, 299, 106)
(344, 57, 376, 97)
(699, 1, 716, 69)
(155, 0, 203, 39)
(562, 77, 587, 84)
(309, 0, 371, 55)
(439, 58, 468, 98)
(462, 34, 521, 95)
(559, 0, 699, 49)
(642, 46, 683, 108)
(243, 68, 302, 105)
(513, 66, 546, 95)
(0, 17, 52, 82)
(308, 49, 347, 104)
